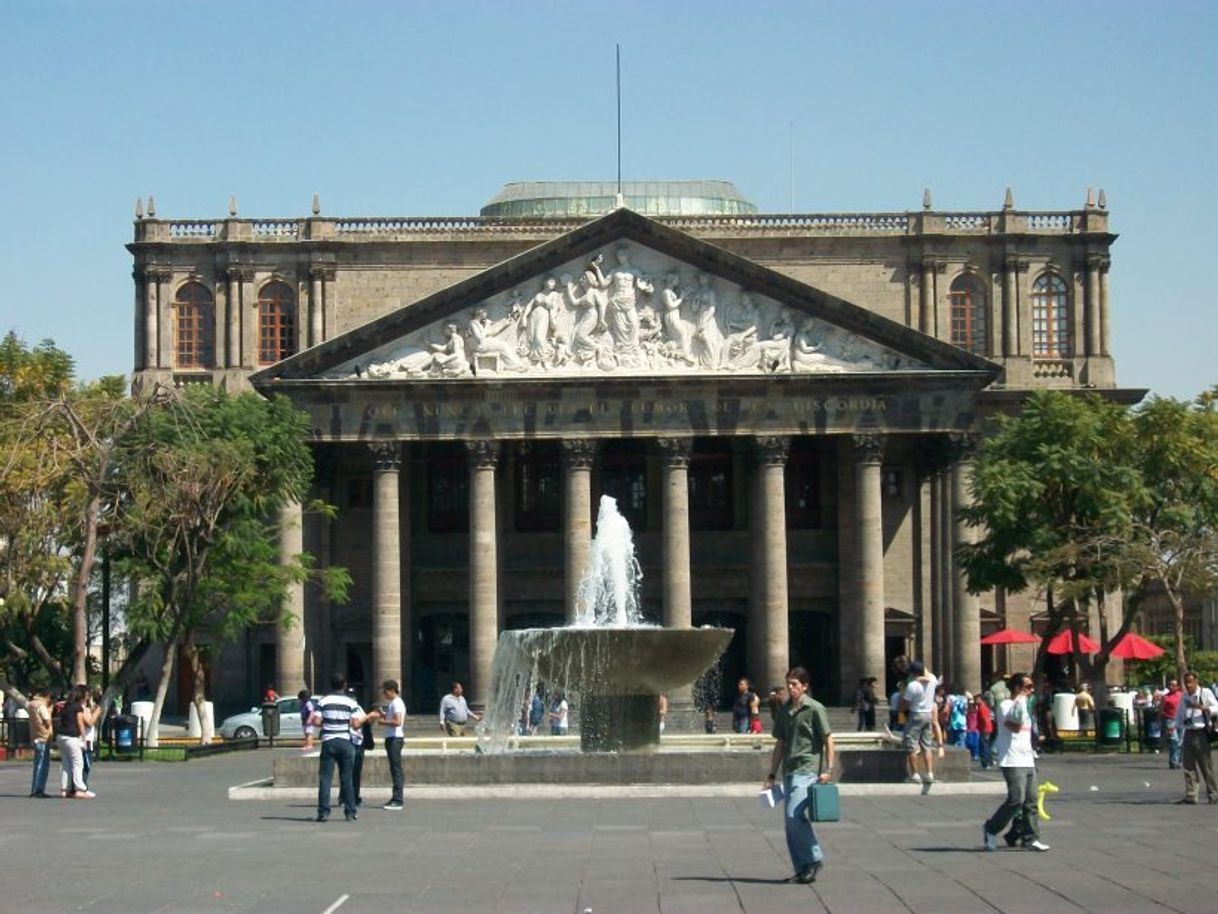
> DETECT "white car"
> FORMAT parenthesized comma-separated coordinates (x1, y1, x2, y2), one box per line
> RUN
(218, 696, 305, 740)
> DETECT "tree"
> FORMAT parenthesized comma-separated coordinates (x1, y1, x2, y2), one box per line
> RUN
(117, 386, 348, 745)
(959, 391, 1146, 684)
(1127, 391, 1218, 680)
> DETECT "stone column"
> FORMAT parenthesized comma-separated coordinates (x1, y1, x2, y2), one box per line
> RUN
(143, 268, 162, 369)
(133, 269, 146, 370)
(153, 270, 173, 369)
(467, 441, 500, 708)
(919, 260, 934, 335)
(950, 436, 981, 690)
(1002, 255, 1019, 356)
(225, 267, 242, 368)
(755, 436, 791, 694)
(309, 269, 324, 348)
(276, 499, 306, 695)
(1098, 255, 1112, 357)
(658, 438, 693, 630)
(853, 433, 886, 686)
(562, 439, 595, 623)
(1085, 253, 1102, 356)
(370, 442, 402, 693)
(938, 466, 955, 682)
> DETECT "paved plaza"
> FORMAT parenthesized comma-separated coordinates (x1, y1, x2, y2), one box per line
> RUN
(0, 749, 1215, 913)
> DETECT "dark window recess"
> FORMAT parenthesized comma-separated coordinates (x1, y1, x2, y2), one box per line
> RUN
(689, 450, 733, 531)
(516, 454, 560, 532)
(786, 456, 821, 529)
(345, 477, 372, 508)
(601, 461, 647, 530)
(427, 450, 469, 533)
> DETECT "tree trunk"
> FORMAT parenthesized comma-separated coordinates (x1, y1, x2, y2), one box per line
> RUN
(145, 635, 179, 749)
(1168, 585, 1188, 681)
(185, 635, 213, 745)
(70, 494, 102, 684)
(1090, 587, 1108, 690)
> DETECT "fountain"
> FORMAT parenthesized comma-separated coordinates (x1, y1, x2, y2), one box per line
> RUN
(482, 495, 733, 752)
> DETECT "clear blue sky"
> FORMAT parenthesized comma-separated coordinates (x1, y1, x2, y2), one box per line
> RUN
(1, 0, 1213, 400)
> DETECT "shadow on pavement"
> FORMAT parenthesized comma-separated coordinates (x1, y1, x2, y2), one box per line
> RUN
(671, 876, 794, 885)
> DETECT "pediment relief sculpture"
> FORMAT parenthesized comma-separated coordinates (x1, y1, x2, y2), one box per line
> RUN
(332, 241, 926, 381)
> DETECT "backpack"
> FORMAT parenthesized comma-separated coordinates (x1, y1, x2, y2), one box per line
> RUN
(949, 695, 968, 730)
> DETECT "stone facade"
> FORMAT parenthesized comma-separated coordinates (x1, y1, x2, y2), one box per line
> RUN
(128, 189, 1129, 715)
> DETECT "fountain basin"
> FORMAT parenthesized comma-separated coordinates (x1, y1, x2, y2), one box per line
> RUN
(490, 626, 733, 752)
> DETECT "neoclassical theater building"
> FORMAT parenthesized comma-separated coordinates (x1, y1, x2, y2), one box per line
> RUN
(127, 181, 1131, 712)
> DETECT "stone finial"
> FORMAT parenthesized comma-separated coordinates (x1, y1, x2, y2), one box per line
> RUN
(228, 194, 238, 217)
(1003, 187, 1014, 210)
(1098, 188, 1107, 210)
(922, 188, 932, 211)
(613, 191, 626, 210)
(147, 195, 156, 217)
(312, 193, 320, 215)
(1085, 187, 1096, 208)
(135, 197, 144, 220)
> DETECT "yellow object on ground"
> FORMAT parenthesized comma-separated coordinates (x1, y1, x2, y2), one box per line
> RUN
(1037, 780, 1060, 820)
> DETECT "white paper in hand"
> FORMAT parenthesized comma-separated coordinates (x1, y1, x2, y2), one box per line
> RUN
(759, 783, 785, 809)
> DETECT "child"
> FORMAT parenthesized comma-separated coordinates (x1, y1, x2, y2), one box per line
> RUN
(298, 689, 315, 751)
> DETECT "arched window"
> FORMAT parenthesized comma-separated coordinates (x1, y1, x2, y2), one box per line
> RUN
(1031, 273, 1070, 357)
(174, 281, 214, 369)
(257, 280, 297, 364)
(948, 273, 987, 355)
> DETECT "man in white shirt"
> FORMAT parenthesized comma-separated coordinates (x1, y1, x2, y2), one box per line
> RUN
(982, 672, 1049, 852)
(438, 681, 481, 737)
(1172, 671, 1218, 804)
(365, 679, 406, 811)
(899, 660, 940, 790)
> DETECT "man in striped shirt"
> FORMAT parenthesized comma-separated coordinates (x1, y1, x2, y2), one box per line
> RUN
(310, 673, 366, 822)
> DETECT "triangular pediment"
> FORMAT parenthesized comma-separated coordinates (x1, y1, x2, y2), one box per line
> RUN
(252, 208, 996, 385)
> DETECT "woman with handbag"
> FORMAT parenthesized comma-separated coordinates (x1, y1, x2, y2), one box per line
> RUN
(763, 666, 836, 884)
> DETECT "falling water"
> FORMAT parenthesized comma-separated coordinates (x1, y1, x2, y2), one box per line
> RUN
(573, 495, 646, 628)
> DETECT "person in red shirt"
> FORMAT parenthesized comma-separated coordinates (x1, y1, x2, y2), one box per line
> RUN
(975, 696, 995, 769)
(1160, 679, 1183, 769)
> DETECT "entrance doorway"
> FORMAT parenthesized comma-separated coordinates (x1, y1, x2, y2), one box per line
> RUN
(789, 610, 836, 703)
(413, 612, 470, 714)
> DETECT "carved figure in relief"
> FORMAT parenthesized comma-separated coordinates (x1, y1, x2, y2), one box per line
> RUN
(468, 307, 525, 371)
(835, 335, 882, 370)
(565, 270, 608, 367)
(689, 273, 724, 369)
(521, 275, 562, 368)
(722, 292, 760, 370)
(363, 342, 432, 378)
(791, 318, 845, 373)
(659, 273, 695, 364)
(427, 322, 470, 377)
(758, 308, 796, 373)
(590, 247, 652, 359)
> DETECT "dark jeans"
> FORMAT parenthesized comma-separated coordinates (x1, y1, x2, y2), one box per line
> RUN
(317, 738, 357, 818)
(984, 766, 1039, 841)
(352, 745, 365, 802)
(857, 709, 876, 731)
(30, 741, 50, 795)
(978, 731, 993, 768)
(384, 736, 404, 803)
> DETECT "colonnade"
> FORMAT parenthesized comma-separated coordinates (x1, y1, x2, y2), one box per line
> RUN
(274, 433, 983, 706)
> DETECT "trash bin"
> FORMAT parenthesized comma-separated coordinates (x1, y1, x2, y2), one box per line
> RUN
(1098, 707, 1125, 746)
(1142, 709, 1164, 749)
(114, 714, 139, 754)
(260, 701, 281, 739)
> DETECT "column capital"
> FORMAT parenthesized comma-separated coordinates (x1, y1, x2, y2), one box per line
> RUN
(1003, 253, 1031, 273)
(656, 436, 692, 467)
(145, 267, 173, 284)
(368, 441, 401, 472)
(753, 435, 790, 466)
(851, 432, 885, 464)
(226, 265, 255, 282)
(561, 438, 597, 469)
(1085, 252, 1111, 272)
(946, 430, 981, 461)
(466, 439, 501, 469)
(309, 265, 337, 281)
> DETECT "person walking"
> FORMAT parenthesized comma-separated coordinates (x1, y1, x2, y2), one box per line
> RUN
(56, 685, 93, 799)
(733, 678, 760, 734)
(855, 678, 877, 731)
(900, 661, 939, 790)
(762, 666, 836, 884)
(982, 672, 1050, 852)
(311, 673, 365, 822)
(1160, 678, 1182, 768)
(27, 688, 53, 798)
(1172, 671, 1218, 804)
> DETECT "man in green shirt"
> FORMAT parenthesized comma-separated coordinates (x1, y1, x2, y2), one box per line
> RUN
(763, 666, 836, 884)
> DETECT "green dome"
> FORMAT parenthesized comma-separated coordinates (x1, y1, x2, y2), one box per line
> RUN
(480, 180, 757, 218)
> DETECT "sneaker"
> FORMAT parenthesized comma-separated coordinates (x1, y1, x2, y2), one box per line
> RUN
(344, 811, 358, 821)
(795, 861, 823, 883)
(903, 773, 922, 784)
(1024, 839, 1051, 852)
(983, 828, 997, 851)
(382, 802, 403, 811)
(921, 776, 934, 795)
(75, 791, 95, 799)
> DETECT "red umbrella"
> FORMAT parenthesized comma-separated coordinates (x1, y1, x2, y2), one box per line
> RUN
(979, 628, 1042, 646)
(1045, 630, 1101, 654)
(1108, 633, 1166, 661)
